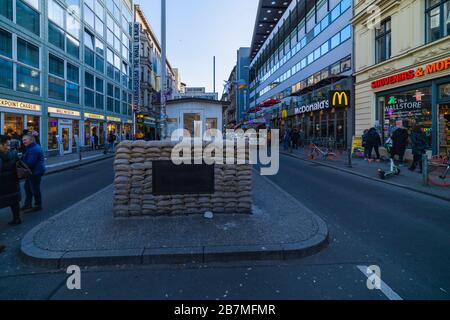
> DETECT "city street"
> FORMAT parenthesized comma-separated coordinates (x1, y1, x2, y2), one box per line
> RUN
(1, 155, 449, 300)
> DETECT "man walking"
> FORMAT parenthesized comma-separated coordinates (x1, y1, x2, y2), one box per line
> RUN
(391, 123, 409, 166)
(21, 135, 46, 213)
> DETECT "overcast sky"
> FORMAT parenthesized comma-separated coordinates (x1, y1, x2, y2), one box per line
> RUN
(134, 0, 259, 97)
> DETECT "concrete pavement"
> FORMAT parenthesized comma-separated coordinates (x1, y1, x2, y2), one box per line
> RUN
(20, 171, 328, 267)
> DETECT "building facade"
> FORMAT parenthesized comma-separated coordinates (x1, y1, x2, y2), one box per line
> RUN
(134, 5, 178, 140)
(236, 47, 251, 122)
(248, 0, 353, 148)
(222, 65, 237, 129)
(0, 0, 135, 155)
(173, 87, 218, 101)
(353, 0, 450, 157)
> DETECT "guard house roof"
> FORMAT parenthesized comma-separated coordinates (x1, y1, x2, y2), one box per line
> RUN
(250, 0, 292, 59)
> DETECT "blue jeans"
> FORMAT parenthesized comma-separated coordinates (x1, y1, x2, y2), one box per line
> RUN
(24, 174, 42, 207)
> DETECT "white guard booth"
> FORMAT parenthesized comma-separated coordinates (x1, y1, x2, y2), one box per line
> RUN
(165, 98, 226, 139)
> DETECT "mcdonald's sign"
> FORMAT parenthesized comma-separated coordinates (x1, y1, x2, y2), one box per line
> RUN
(330, 90, 351, 108)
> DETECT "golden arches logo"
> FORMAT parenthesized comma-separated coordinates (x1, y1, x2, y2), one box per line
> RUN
(330, 91, 350, 108)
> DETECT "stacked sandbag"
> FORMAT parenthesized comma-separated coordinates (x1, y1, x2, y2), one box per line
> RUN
(113, 140, 253, 217)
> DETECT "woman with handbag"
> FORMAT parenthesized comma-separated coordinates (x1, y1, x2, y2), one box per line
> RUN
(0, 135, 22, 226)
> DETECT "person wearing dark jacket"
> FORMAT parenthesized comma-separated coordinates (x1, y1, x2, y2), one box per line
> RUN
(391, 125, 409, 165)
(362, 129, 369, 159)
(366, 128, 382, 161)
(409, 125, 428, 173)
(0, 135, 22, 226)
(21, 135, 46, 212)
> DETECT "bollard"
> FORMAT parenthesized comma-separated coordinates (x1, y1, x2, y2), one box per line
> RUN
(422, 154, 428, 186)
(347, 147, 352, 168)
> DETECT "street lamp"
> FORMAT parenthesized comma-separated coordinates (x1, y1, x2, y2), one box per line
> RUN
(160, 0, 168, 141)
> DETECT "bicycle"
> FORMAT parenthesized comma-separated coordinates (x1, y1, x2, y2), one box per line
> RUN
(428, 153, 450, 187)
(309, 143, 337, 161)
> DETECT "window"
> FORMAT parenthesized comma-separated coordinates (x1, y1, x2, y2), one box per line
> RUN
(84, 4, 94, 28)
(375, 19, 391, 63)
(331, 33, 340, 49)
(17, 64, 40, 94)
(67, 63, 79, 83)
(84, 29, 95, 67)
(0, 29, 13, 58)
(426, 0, 450, 42)
(17, 38, 39, 68)
(321, 42, 329, 56)
(49, 21, 65, 50)
(340, 56, 351, 72)
(66, 0, 80, 15)
(48, 75, 65, 100)
(331, 4, 341, 22)
(16, 0, 40, 35)
(66, 35, 79, 58)
(0, 0, 13, 20)
(330, 62, 341, 75)
(0, 59, 13, 89)
(48, 0, 64, 27)
(66, 13, 80, 39)
(340, 25, 351, 42)
(85, 71, 94, 89)
(85, 88, 94, 107)
(49, 54, 64, 77)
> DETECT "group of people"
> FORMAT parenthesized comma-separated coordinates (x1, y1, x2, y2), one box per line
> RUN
(362, 121, 428, 173)
(0, 133, 46, 254)
(282, 128, 305, 152)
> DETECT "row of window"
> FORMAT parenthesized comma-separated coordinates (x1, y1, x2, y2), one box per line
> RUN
(258, 25, 352, 97)
(253, 0, 352, 86)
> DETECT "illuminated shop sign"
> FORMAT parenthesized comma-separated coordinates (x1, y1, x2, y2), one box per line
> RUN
(107, 116, 122, 122)
(372, 57, 450, 89)
(48, 107, 80, 117)
(295, 100, 329, 115)
(0, 99, 41, 112)
(84, 113, 105, 120)
(330, 91, 351, 108)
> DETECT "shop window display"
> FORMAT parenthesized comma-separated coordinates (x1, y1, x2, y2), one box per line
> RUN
(378, 87, 433, 148)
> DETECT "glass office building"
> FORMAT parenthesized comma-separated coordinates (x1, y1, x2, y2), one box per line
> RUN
(248, 0, 353, 148)
(0, 0, 134, 155)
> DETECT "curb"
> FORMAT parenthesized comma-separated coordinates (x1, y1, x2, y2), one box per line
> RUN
(20, 184, 329, 268)
(45, 155, 115, 176)
(281, 152, 450, 203)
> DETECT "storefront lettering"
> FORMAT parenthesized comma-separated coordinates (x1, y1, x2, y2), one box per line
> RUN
(295, 100, 329, 115)
(48, 107, 80, 117)
(0, 99, 41, 112)
(371, 57, 450, 89)
(384, 101, 422, 113)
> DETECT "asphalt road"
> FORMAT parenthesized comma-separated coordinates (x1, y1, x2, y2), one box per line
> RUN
(0, 155, 449, 300)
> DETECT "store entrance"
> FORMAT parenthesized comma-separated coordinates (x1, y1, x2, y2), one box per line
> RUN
(438, 104, 450, 156)
(59, 125, 72, 155)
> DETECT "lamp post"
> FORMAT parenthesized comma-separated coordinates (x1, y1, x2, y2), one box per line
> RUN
(160, 0, 168, 140)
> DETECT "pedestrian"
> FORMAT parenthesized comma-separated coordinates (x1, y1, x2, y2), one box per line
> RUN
(291, 128, 300, 150)
(366, 127, 382, 161)
(299, 128, 305, 148)
(283, 129, 291, 152)
(21, 134, 46, 213)
(391, 122, 409, 165)
(0, 134, 22, 226)
(409, 125, 428, 173)
(32, 131, 40, 146)
(107, 132, 116, 152)
(362, 129, 369, 160)
(93, 133, 100, 150)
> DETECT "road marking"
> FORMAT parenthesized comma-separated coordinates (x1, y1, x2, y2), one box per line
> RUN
(357, 265, 403, 300)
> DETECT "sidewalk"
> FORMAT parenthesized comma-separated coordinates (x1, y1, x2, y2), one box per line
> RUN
(45, 150, 115, 174)
(20, 172, 328, 268)
(281, 147, 450, 202)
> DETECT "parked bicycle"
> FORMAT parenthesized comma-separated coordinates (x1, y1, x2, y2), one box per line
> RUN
(428, 152, 450, 187)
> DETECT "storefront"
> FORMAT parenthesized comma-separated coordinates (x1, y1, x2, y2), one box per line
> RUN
(0, 98, 41, 140)
(267, 77, 352, 149)
(370, 57, 450, 156)
(122, 120, 133, 140)
(107, 116, 122, 139)
(84, 112, 106, 148)
(47, 107, 81, 155)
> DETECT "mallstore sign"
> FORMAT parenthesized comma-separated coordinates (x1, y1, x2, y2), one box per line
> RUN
(371, 57, 450, 89)
(295, 100, 329, 115)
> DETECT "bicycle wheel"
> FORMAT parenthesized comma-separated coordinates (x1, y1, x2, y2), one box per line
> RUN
(428, 165, 450, 187)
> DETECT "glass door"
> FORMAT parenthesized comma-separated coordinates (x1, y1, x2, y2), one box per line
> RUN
(438, 104, 450, 156)
(183, 113, 202, 138)
(59, 125, 73, 154)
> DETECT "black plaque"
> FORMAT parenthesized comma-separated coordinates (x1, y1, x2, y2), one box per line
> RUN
(152, 161, 215, 195)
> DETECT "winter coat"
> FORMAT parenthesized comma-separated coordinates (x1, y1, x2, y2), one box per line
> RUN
(410, 132, 427, 155)
(0, 151, 21, 209)
(22, 143, 46, 176)
(366, 128, 381, 146)
(392, 128, 409, 152)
